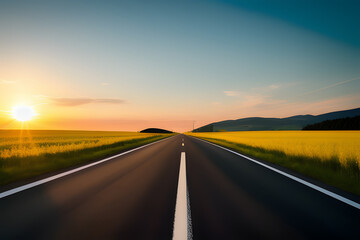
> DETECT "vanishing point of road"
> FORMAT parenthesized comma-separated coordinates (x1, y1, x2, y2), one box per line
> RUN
(0, 134, 359, 239)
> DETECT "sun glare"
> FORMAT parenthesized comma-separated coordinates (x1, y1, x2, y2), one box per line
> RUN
(11, 105, 37, 122)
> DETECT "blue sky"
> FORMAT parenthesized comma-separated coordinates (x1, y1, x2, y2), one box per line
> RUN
(0, 0, 359, 131)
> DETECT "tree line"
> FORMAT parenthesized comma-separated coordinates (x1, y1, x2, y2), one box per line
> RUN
(303, 115, 360, 130)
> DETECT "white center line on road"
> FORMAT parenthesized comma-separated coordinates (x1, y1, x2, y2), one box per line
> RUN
(0, 136, 176, 199)
(173, 152, 192, 240)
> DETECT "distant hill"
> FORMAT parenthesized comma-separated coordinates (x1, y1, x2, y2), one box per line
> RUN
(140, 128, 173, 133)
(193, 107, 360, 132)
(303, 115, 360, 130)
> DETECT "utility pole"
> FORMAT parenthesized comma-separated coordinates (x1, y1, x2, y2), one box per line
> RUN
(192, 120, 196, 132)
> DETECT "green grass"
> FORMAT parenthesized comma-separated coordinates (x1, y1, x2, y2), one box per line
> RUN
(0, 134, 172, 186)
(197, 137, 360, 196)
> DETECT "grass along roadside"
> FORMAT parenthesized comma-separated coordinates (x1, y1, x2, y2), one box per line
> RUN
(191, 136, 360, 196)
(0, 132, 173, 186)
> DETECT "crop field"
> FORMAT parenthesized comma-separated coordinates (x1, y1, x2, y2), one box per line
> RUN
(188, 131, 360, 195)
(0, 130, 162, 159)
(188, 131, 360, 166)
(0, 130, 171, 186)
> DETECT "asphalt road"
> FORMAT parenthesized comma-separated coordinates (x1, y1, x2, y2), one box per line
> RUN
(0, 134, 359, 239)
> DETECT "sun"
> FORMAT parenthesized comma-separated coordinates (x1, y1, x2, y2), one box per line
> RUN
(11, 105, 37, 122)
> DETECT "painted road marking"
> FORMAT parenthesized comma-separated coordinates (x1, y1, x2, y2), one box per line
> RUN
(173, 152, 192, 240)
(0, 136, 175, 199)
(195, 137, 360, 210)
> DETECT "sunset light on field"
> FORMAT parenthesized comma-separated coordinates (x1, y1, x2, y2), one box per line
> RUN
(0, 1, 359, 238)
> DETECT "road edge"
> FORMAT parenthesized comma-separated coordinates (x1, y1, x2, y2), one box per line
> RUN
(190, 136, 360, 210)
(0, 135, 176, 199)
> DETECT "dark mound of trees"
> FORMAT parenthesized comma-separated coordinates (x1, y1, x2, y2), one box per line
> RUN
(140, 128, 173, 133)
(303, 115, 360, 130)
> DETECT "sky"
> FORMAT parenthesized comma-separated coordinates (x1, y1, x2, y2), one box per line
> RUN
(0, 0, 359, 132)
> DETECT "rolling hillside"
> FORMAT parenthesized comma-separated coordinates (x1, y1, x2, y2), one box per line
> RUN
(193, 108, 360, 132)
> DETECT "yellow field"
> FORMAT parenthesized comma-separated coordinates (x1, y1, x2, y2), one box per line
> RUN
(188, 131, 360, 166)
(0, 130, 160, 159)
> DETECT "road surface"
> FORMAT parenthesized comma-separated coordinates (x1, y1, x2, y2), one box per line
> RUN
(0, 134, 359, 239)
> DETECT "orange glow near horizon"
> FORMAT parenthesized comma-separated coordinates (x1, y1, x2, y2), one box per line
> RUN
(1, 1, 360, 134)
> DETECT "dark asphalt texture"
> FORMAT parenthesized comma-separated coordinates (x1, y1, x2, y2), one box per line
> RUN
(0, 136, 181, 240)
(0, 134, 359, 239)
